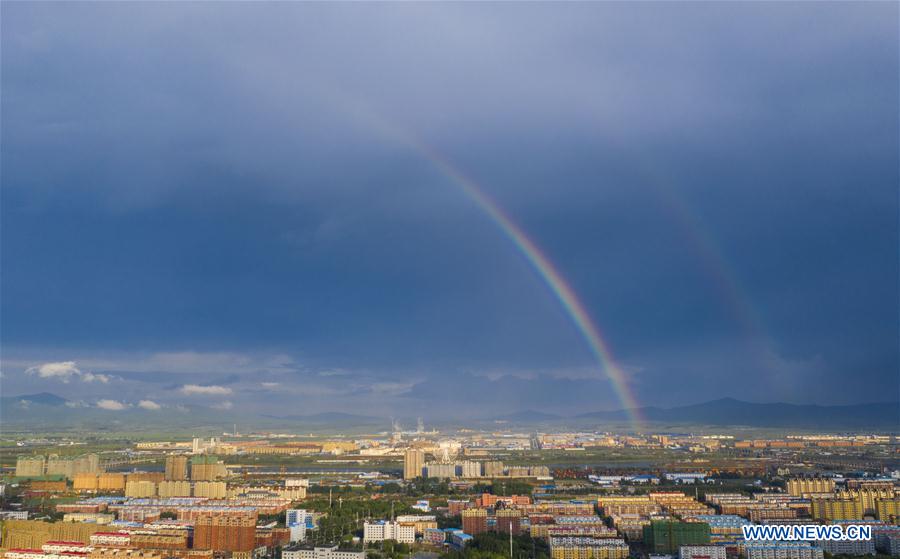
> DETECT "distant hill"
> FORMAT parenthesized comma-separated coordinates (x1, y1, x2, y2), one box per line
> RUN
(262, 412, 382, 425)
(492, 410, 561, 422)
(575, 398, 899, 429)
(2, 392, 896, 431)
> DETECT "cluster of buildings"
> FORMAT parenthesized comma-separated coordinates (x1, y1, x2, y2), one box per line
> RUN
(134, 439, 359, 458)
(6, 431, 900, 559)
(15, 456, 100, 480)
(360, 515, 442, 545)
(428, 477, 900, 559)
(18, 454, 308, 507)
(55, 494, 304, 524)
(402, 449, 549, 480)
(125, 431, 896, 467)
(450, 494, 631, 559)
(0, 503, 317, 559)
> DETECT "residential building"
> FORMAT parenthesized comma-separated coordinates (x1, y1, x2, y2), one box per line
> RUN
(282, 545, 364, 559)
(46, 455, 100, 479)
(395, 515, 438, 534)
(811, 498, 864, 521)
(189, 456, 226, 481)
(192, 481, 227, 499)
(744, 543, 824, 559)
(495, 509, 522, 535)
(157, 481, 191, 498)
(289, 523, 307, 543)
(462, 509, 488, 536)
(403, 449, 425, 480)
(877, 498, 900, 522)
(98, 474, 126, 491)
(74, 474, 100, 492)
(363, 521, 415, 544)
(448, 500, 471, 515)
(476, 493, 531, 508)
(786, 478, 835, 497)
(16, 457, 47, 477)
(287, 509, 316, 529)
(62, 513, 115, 524)
(459, 461, 481, 478)
(165, 456, 189, 481)
(817, 539, 875, 555)
(424, 463, 455, 479)
(124, 481, 157, 498)
(549, 536, 629, 559)
(193, 511, 257, 552)
(679, 546, 727, 559)
(90, 532, 131, 547)
(0, 519, 105, 548)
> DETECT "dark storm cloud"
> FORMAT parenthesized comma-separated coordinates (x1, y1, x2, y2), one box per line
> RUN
(1, 2, 897, 415)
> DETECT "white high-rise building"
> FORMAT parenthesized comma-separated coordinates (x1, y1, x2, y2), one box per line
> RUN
(289, 523, 307, 543)
(363, 521, 415, 544)
(287, 509, 314, 528)
(459, 461, 481, 478)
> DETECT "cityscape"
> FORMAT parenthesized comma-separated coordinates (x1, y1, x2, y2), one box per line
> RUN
(1, 4, 898, 559)
(0, 428, 899, 559)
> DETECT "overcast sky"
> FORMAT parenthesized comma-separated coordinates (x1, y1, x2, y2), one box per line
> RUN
(2, 2, 897, 419)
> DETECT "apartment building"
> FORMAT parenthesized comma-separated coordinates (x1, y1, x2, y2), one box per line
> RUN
(362, 521, 415, 544)
(282, 545, 364, 559)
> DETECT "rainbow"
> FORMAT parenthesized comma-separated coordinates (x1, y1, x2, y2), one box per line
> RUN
(634, 161, 777, 372)
(333, 97, 644, 429)
(419, 148, 645, 429)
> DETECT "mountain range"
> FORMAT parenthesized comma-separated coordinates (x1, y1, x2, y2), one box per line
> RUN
(2, 393, 897, 431)
(555, 398, 896, 429)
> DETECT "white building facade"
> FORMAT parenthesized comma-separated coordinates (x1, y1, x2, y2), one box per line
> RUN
(363, 521, 415, 544)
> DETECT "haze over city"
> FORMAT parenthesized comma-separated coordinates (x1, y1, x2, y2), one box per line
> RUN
(2, 2, 898, 420)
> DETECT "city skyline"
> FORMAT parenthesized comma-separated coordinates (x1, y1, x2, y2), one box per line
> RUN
(2, 3, 898, 418)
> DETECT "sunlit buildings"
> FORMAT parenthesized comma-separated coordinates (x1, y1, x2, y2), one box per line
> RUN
(810, 498, 865, 521)
(282, 544, 364, 559)
(743, 542, 824, 559)
(403, 449, 425, 480)
(786, 478, 835, 497)
(192, 511, 257, 552)
(124, 482, 157, 499)
(188, 456, 226, 481)
(192, 481, 227, 499)
(156, 481, 191, 498)
(395, 515, 438, 534)
(362, 521, 415, 544)
(164, 456, 189, 481)
(495, 509, 523, 535)
(549, 536, 629, 559)
(679, 546, 727, 559)
(15, 455, 99, 479)
(461, 509, 488, 536)
(16, 457, 47, 477)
